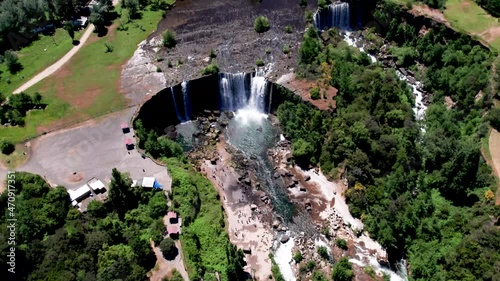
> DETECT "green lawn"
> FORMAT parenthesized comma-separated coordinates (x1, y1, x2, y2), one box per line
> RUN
(389, 0, 500, 51)
(0, 7, 164, 143)
(0, 28, 83, 96)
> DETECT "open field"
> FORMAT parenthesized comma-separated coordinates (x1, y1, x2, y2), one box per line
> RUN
(0, 28, 83, 95)
(0, 7, 163, 144)
(399, 0, 500, 51)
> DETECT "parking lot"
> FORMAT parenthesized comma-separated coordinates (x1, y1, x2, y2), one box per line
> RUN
(19, 107, 171, 192)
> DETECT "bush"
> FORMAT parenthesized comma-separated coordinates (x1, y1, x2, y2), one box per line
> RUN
(293, 251, 303, 263)
(487, 108, 500, 131)
(310, 86, 320, 100)
(201, 63, 220, 75)
(255, 59, 265, 67)
(317, 246, 329, 260)
(160, 238, 178, 259)
(162, 29, 177, 48)
(209, 49, 217, 58)
(104, 42, 114, 53)
(156, 67, 162, 72)
(305, 11, 314, 23)
(283, 45, 290, 54)
(300, 0, 307, 7)
(4, 50, 21, 73)
(332, 258, 354, 281)
(0, 140, 15, 155)
(285, 25, 293, 33)
(318, 0, 328, 9)
(254, 16, 270, 33)
(336, 238, 348, 250)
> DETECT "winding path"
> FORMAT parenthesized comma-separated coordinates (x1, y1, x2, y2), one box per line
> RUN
(13, 25, 96, 94)
(489, 129, 500, 205)
(13, 0, 120, 94)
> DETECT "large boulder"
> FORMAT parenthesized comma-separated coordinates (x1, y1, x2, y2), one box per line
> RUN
(280, 235, 290, 243)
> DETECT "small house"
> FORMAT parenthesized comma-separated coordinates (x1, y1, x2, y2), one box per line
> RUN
(88, 178, 106, 194)
(167, 225, 180, 239)
(68, 184, 91, 202)
(125, 138, 134, 150)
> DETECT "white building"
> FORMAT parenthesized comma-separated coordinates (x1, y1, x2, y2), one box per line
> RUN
(68, 184, 91, 202)
(88, 178, 106, 193)
(142, 177, 155, 188)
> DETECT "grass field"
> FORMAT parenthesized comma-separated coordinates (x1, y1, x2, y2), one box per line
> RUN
(0, 29, 83, 96)
(393, 0, 500, 51)
(0, 7, 163, 143)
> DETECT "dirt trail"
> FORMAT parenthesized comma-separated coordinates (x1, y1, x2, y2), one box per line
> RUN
(489, 129, 500, 205)
(13, 0, 120, 94)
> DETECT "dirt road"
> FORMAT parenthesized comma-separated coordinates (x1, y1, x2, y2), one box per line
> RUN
(489, 129, 500, 205)
(13, 25, 95, 94)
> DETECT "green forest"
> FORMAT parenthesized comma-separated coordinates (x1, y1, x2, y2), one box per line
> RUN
(0, 142, 245, 281)
(277, 1, 500, 280)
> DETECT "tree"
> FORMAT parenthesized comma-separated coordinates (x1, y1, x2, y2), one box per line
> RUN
(299, 27, 320, 65)
(8, 92, 32, 112)
(33, 92, 42, 105)
(97, 244, 136, 280)
(254, 16, 270, 33)
(332, 258, 354, 281)
(159, 238, 178, 259)
(4, 50, 21, 73)
(124, 0, 140, 19)
(162, 29, 176, 48)
(90, 2, 108, 33)
(64, 21, 75, 41)
(0, 140, 15, 155)
(487, 108, 500, 131)
(292, 138, 315, 167)
(316, 246, 329, 260)
(310, 86, 320, 100)
(163, 269, 184, 281)
(108, 168, 136, 218)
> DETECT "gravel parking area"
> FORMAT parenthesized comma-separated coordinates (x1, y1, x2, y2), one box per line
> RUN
(18, 107, 171, 191)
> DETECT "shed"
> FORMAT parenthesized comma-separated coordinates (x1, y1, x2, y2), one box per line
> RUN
(88, 179, 106, 193)
(121, 122, 130, 134)
(142, 177, 155, 188)
(167, 211, 178, 223)
(125, 138, 134, 150)
(68, 184, 91, 202)
(167, 225, 180, 238)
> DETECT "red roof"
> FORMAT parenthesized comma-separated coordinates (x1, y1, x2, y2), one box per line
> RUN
(124, 138, 132, 145)
(167, 225, 179, 234)
(167, 211, 177, 219)
(121, 122, 129, 129)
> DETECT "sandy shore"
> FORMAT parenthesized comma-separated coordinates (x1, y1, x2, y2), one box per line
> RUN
(200, 142, 274, 281)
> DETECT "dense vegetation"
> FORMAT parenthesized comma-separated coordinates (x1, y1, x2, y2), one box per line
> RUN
(476, 0, 500, 17)
(135, 120, 246, 281)
(0, 171, 166, 280)
(278, 3, 500, 279)
(0, 92, 43, 126)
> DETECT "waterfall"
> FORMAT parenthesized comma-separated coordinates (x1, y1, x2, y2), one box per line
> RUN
(314, 2, 351, 30)
(248, 71, 268, 113)
(170, 87, 183, 122)
(219, 73, 248, 111)
(181, 81, 191, 121)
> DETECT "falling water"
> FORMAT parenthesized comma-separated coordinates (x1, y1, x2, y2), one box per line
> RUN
(219, 73, 248, 111)
(181, 81, 191, 121)
(248, 72, 268, 113)
(170, 87, 183, 122)
(314, 2, 351, 30)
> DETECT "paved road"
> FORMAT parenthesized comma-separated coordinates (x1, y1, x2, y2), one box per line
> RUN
(489, 129, 500, 205)
(18, 107, 171, 191)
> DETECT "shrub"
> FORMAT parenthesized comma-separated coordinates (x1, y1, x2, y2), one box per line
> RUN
(156, 67, 162, 72)
(201, 63, 220, 75)
(265, 48, 271, 54)
(209, 49, 217, 58)
(282, 45, 290, 54)
(255, 59, 265, 67)
(487, 108, 500, 131)
(254, 16, 270, 33)
(160, 238, 178, 259)
(104, 42, 114, 53)
(310, 86, 320, 100)
(305, 11, 314, 24)
(332, 258, 354, 281)
(300, 0, 307, 7)
(320, 225, 330, 237)
(285, 25, 293, 33)
(162, 29, 177, 48)
(0, 140, 15, 155)
(4, 50, 21, 73)
(318, 0, 327, 9)
(336, 238, 348, 250)
(317, 246, 329, 260)
(167, 60, 173, 68)
(293, 251, 303, 263)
